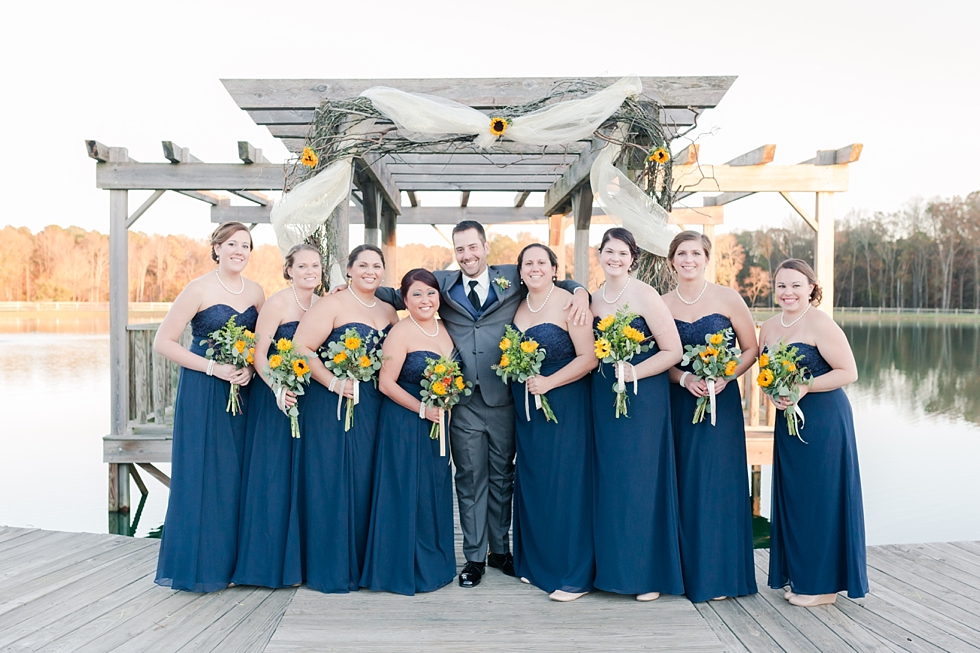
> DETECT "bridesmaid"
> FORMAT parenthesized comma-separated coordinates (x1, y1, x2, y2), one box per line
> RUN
(662, 231, 759, 603)
(232, 244, 320, 588)
(153, 221, 265, 592)
(360, 268, 457, 595)
(591, 228, 685, 602)
(293, 243, 397, 593)
(511, 244, 597, 602)
(761, 259, 868, 607)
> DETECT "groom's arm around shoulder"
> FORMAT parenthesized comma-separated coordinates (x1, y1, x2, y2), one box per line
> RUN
(374, 286, 405, 311)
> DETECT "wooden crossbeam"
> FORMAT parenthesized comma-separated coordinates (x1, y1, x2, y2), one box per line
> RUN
(398, 181, 556, 191)
(354, 152, 401, 215)
(387, 163, 569, 176)
(407, 191, 419, 207)
(96, 162, 283, 190)
(673, 163, 849, 195)
(238, 141, 268, 164)
(514, 191, 531, 207)
(278, 138, 593, 156)
(126, 190, 165, 228)
(696, 145, 776, 206)
(386, 153, 581, 166)
(86, 140, 110, 162)
(802, 143, 864, 165)
(460, 191, 470, 207)
(542, 138, 605, 216)
(779, 192, 818, 232)
(163, 141, 270, 206)
(673, 144, 699, 166)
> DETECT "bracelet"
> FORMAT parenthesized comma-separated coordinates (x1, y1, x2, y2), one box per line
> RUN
(328, 377, 338, 393)
(418, 402, 427, 419)
(679, 371, 690, 387)
(206, 359, 215, 377)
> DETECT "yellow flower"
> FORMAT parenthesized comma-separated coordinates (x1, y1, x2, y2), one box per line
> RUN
(235, 340, 246, 353)
(269, 355, 283, 369)
(709, 333, 724, 345)
(706, 346, 718, 357)
(785, 362, 797, 373)
(277, 338, 293, 352)
(595, 338, 611, 359)
(758, 369, 774, 387)
(489, 117, 508, 136)
(345, 336, 361, 350)
(332, 351, 348, 365)
(699, 351, 711, 362)
(499, 354, 511, 368)
(434, 363, 447, 375)
(759, 353, 770, 368)
(647, 147, 670, 164)
(246, 354, 254, 365)
(725, 360, 737, 376)
(520, 341, 538, 354)
(301, 147, 318, 168)
(597, 315, 615, 332)
(623, 326, 645, 342)
(244, 330, 254, 340)
(358, 355, 372, 368)
(499, 338, 512, 351)
(455, 376, 465, 391)
(431, 381, 447, 396)
(293, 359, 310, 377)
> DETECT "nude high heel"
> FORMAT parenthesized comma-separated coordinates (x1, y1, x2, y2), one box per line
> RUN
(788, 593, 837, 607)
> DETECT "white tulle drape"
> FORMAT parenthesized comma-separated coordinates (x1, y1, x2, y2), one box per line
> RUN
(270, 157, 352, 257)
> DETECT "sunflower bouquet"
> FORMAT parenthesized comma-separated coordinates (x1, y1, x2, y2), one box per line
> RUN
(492, 324, 557, 424)
(680, 327, 742, 426)
(419, 355, 472, 456)
(322, 327, 384, 432)
(265, 338, 312, 438)
(201, 315, 256, 415)
(594, 304, 653, 418)
(757, 341, 811, 442)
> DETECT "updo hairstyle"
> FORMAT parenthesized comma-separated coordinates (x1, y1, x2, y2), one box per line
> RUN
(282, 244, 321, 281)
(667, 230, 712, 265)
(773, 258, 823, 306)
(347, 244, 386, 274)
(517, 243, 560, 282)
(400, 268, 439, 298)
(598, 227, 640, 272)
(209, 221, 252, 263)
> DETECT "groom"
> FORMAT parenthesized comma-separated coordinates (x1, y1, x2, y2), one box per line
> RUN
(377, 220, 590, 587)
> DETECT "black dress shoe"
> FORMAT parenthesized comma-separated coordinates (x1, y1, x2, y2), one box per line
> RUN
(459, 561, 485, 588)
(487, 552, 516, 577)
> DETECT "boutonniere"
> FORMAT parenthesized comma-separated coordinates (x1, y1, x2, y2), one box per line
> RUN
(493, 277, 511, 292)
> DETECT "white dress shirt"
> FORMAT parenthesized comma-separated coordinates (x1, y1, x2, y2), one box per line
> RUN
(462, 266, 491, 307)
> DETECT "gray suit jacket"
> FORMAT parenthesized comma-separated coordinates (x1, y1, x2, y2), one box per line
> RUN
(376, 265, 584, 407)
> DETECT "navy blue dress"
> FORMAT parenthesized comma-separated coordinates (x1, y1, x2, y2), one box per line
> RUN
(768, 343, 869, 598)
(360, 350, 456, 595)
(156, 303, 258, 593)
(300, 322, 385, 593)
(593, 317, 684, 596)
(672, 314, 756, 603)
(232, 321, 302, 588)
(512, 324, 595, 594)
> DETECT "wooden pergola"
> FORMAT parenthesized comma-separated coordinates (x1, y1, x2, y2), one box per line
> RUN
(90, 76, 860, 516)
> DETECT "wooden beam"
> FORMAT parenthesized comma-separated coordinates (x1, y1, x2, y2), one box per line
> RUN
(460, 191, 470, 207)
(673, 144, 699, 166)
(238, 141, 268, 164)
(126, 190, 165, 228)
(385, 153, 581, 166)
(549, 214, 567, 279)
(671, 163, 849, 194)
(391, 174, 561, 185)
(514, 191, 531, 207)
(397, 182, 556, 191)
(223, 76, 737, 110)
(800, 143, 864, 165)
(355, 153, 401, 215)
(779, 192, 818, 232)
(86, 140, 110, 162)
(277, 137, 593, 156)
(96, 162, 284, 190)
(668, 206, 724, 225)
(136, 462, 171, 488)
(176, 190, 224, 205)
(211, 201, 364, 224)
(388, 163, 569, 176)
(543, 138, 605, 216)
(572, 187, 593, 285)
(381, 206, 397, 287)
(814, 192, 835, 316)
(128, 463, 148, 497)
(699, 145, 777, 206)
(362, 183, 381, 246)
(407, 191, 419, 207)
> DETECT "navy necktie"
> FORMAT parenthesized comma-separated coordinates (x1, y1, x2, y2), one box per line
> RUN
(467, 280, 481, 312)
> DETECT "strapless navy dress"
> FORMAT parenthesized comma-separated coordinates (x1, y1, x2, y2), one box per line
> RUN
(512, 324, 595, 594)
(672, 313, 756, 602)
(592, 316, 684, 596)
(301, 322, 385, 593)
(359, 350, 456, 595)
(232, 321, 302, 588)
(156, 304, 257, 593)
(768, 343, 868, 598)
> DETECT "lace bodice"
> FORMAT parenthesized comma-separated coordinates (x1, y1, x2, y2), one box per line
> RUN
(190, 304, 258, 355)
(675, 313, 732, 372)
(790, 342, 832, 378)
(267, 321, 298, 357)
(323, 321, 386, 352)
(522, 323, 575, 375)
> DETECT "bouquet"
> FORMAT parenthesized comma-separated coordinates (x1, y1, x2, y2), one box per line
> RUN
(594, 305, 653, 418)
(419, 355, 472, 456)
(322, 327, 384, 431)
(201, 315, 256, 414)
(492, 325, 557, 423)
(680, 327, 742, 425)
(265, 337, 312, 438)
(757, 341, 811, 442)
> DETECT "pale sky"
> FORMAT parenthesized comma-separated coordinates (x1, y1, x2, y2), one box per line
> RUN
(2, 0, 977, 248)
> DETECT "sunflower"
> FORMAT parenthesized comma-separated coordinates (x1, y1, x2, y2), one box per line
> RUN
(244, 330, 254, 340)
(234, 340, 246, 353)
(301, 147, 318, 168)
(277, 338, 293, 352)
(595, 338, 612, 359)
(647, 147, 670, 164)
(246, 354, 254, 365)
(785, 362, 797, 373)
(757, 369, 774, 387)
(499, 337, 512, 351)
(293, 359, 310, 376)
(333, 351, 348, 365)
(499, 354, 511, 368)
(520, 341, 538, 354)
(759, 353, 769, 368)
(455, 376, 465, 391)
(269, 354, 283, 369)
(430, 381, 447, 396)
(623, 326, 645, 342)
(358, 355, 372, 368)
(596, 315, 615, 332)
(709, 333, 724, 345)
(434, 363, 447, 375)
(725, 360, 737, 376)
(489, 117, 508, 137)
(345, 336, 361, 350)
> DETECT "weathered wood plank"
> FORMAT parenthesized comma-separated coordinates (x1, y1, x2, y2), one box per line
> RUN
(543, 138, 604, 215)
(874, 545, 980, 597)
(387, 162, 571, 175)
(703, 597, 785, 652)
(951, 542, 980, 557)
(238, 141, 268, 164)
(919, 543, 980, 580)
(179, 587, 296, 653)
(672, 163, 850, 194)
(692, 601, 751, 653)
(278, 136, 591, 155)
(96, 162, 284, 191)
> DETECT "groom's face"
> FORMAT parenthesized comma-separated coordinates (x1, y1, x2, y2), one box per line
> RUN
(453, 228, 490, 278)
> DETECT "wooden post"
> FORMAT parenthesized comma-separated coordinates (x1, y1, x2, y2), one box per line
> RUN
(329, 185, 351, 271)
(814, 191, 835, 316)
(703, 224, 716, 283)
(751, 465, 762, 516)
(572, 187, 593, 285)
(362, 183, 381, 247)
(381, 205, 397, 286)
(548, 214, 566, 280)
(108, 148, 131, 513)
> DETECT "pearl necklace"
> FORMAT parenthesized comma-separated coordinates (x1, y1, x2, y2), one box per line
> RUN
(348, 286, 377, 309)
(676, 280, 707, 305)
(780, 302, 812, 328)
(409, 314, 440, 338)
(526, 283, 555, 313)
(292, 284, 312, 312)
(215, 269, 245, 295)
(601, 275, 630, 304)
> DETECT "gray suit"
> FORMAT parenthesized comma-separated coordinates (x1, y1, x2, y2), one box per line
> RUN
(377, 265, 582, 562)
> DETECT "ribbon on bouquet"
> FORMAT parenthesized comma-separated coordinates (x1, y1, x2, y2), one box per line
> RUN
(707, 379, 717, 426)
(615, 361, 639, 396)
(791, 403, 808, 444)
(523, 377, 545, 422)
(438, 408, 447, 457)
(335, 377, 361, 427)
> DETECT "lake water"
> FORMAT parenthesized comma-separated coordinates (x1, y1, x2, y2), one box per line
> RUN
(1, 317, 978, 544)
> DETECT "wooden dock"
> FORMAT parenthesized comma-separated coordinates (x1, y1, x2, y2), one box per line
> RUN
(2, 525, 979, 652)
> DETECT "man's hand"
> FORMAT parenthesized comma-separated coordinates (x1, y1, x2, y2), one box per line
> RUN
(563, 287, 592, 326)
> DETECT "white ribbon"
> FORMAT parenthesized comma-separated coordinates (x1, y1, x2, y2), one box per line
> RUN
(793, 404, 808, 444)
(438, 408, 446, 457)
(615, 361, 639, 396)
(334, 377, 360, 422)
(274, 384, 288, 415)
(707, 379, 717, 426)
(523, 377, 545, 422)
